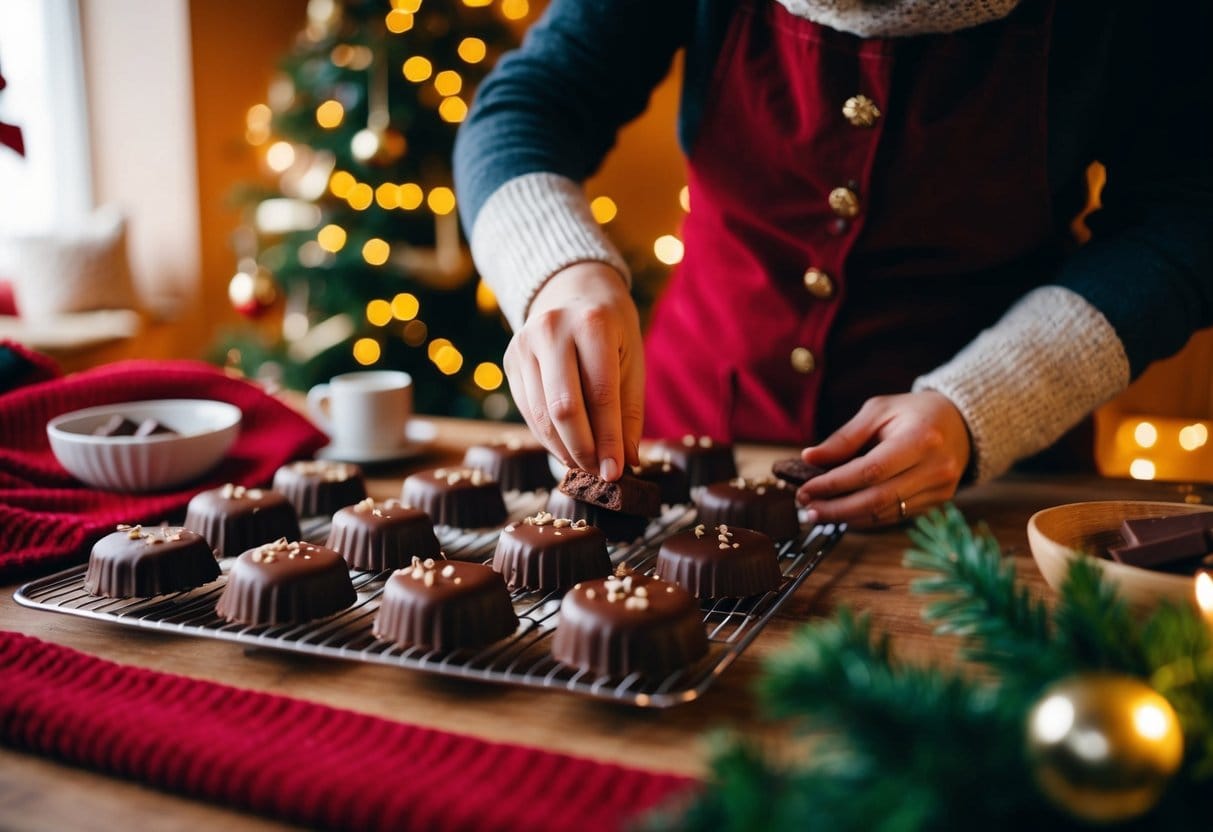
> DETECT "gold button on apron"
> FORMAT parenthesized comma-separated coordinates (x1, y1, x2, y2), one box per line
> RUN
(828, 187, 860, 218)
(802, 267, 835, 299)
(842, 94, 881, 127)
(790, 347, 816, 374)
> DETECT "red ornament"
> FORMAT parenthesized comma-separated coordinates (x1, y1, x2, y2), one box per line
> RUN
(228, 265, 277, 318)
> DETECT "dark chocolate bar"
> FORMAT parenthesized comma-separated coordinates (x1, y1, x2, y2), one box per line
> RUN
(1109, 528, 1211, 569)
(1121, 513, 1213, 545)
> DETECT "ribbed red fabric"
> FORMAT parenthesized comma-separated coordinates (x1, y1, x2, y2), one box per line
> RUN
(0, 632, 694, 830)
(0, 356, 328, 581)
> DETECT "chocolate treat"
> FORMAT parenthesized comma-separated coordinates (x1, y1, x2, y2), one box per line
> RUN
(551, 571, 708, 678)
(545, 489, 650, 543)
(462, 437, 554, 492)
(272, 460, 367, 518)
(93, 415, 139, 437)
(1108, 512, 1213, 571)
(492, 510, 611, 591)
(649, 435, 737, 488)
(694, 476, 800, 541)
(631, 453, 690, 506)
(558, 468, 661, 518)
(373, 558, 518, 651)
(184, 483, 301, 559)
(85, 524, 220, 598)
(133, 418, 177, 437)
(1109, 531, 1210, 570)
(215, 539, 356, 626)
(656, 523, 782, 598)
(400, 467, 508, 528)
(771, 458, 826, 487)
(326, 497, 441, 572)
(1121, 513, 1213, 545)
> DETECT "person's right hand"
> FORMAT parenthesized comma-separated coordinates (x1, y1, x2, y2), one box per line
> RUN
(502, 261, 644, 481)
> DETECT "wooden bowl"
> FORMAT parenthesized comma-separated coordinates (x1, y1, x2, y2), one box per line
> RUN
(1027, 500, 1212, 608)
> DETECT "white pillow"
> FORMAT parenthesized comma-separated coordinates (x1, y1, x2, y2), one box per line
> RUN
(0, 206, 139, 321)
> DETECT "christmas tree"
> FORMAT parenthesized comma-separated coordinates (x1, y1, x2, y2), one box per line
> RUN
(219, 0, 522, 419)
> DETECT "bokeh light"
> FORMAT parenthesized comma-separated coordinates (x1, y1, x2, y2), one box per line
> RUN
(353, 338, 381, 365)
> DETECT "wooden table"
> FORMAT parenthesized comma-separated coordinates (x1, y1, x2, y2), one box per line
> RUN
(0, 417, 1195, 830)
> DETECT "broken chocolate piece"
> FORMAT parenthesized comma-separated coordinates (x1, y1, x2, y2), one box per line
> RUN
(558, 468, 661, 518)
(93, 415, 140, 437)
(133, 418, 177, 437)
(1121, 513, 1213, 545)
(1109, 527, 1211, 570)
(771, 458, 826, 487)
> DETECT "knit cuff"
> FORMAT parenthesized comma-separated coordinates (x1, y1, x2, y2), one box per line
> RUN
(469, 172, 631, 331)
(912, 285, 1130, 483)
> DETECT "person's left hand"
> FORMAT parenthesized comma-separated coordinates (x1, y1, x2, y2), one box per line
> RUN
(796, 391, 971, 529)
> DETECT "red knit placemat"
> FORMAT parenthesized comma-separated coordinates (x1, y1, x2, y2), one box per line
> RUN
(0, 632, 694, 831)
(0, 357, 328, 581)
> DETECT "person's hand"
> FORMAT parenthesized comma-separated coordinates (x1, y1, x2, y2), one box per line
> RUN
(795, 391, 971, 529)
(503, 261, 643, 481)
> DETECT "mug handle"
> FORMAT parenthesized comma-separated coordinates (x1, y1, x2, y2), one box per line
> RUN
(306, 383, 333, 433)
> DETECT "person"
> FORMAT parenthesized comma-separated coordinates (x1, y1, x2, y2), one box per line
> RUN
(453, 0, 1213, 528)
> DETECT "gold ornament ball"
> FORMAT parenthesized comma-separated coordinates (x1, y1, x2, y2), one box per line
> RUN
(228, 265, 278, 318)
(1026, 673, 1183, 823)
(350, 126, 406, 166)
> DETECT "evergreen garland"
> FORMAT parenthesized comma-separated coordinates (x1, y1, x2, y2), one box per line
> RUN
(650, 505, 1213, 831)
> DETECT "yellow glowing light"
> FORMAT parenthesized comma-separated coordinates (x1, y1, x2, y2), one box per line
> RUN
(1180, 423, 1209, 451)
(427, 186, 456, 215)
(474, 362, 504, 391)
(1032, 695, 1075, 744)
(1133, 702, 1171, 741)
(501, 0, 529, 20)
(462, 0, 491, 7)
(247, 103, 272, 130)
(1134, 421, 1158, 449)
(427, 338, 453, 362)
(375, 183, 401, 209)
(402, 56, 433, 83)
(317, 224, 348, 253)
(398, 183, 424, 210)
(391, 0, 423, 11)
(654, 234, 685, 265)
(366, 299, 392, 326)
(475, 280, 498, 313)
(329, 170, 356, 198)
(1129, 458, 1156, 480)
(353, 338, 382, 365)
(589, 196, 617, 224)
(347, 183, 374, 210)
(1197, 571, 1213, 613)
(434, 70, 463, 97)
(246, 104, 272, 144)
(362, 238, 391, 266)
(385, 9, 414, 33)
(679, 185, 691, 212)
(403, 319, 428, 346)
(434, 344, 464, 375)
(458, 37, 487, 64)
(391, 293, 419, 321)
(266, 141, 296, 173)
(315, 99, 345, 129)
(330, 44, 355, 67)
(438, 96, 468, 123)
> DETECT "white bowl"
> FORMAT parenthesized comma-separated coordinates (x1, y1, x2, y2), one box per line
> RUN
(47, 399, 242, 492)
(1027, 500, 1212, 609)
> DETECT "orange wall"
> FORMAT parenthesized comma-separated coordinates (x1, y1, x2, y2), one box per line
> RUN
(189, 0, 307, 351)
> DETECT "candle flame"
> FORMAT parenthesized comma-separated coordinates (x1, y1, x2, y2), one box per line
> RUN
(1196, 571, 1213, 613)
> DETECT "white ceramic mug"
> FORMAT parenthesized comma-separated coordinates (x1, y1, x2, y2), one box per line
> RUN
(306, 370, 413, 454)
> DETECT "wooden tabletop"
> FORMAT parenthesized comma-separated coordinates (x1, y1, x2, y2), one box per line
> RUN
(0, 417, 1197, 831)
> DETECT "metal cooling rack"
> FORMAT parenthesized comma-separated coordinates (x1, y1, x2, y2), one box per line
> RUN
(14, 493, 843, 708)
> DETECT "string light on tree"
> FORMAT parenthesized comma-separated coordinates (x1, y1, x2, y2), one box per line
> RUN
(398, 183, 423, 209)
(317, 224, 348, 253)
(654, 234, 685, 265)
(229, 264, 278, 318)
(362, 238, 391, 266)
(473, 362, 504, 391)
(590, 196, 617, 224)
(366, 299, 393, 326)
(458, 37, 487, 63)
(266, 141, 296, 173)
(392, 292, 420, 320)
(352, 337, 381, 365)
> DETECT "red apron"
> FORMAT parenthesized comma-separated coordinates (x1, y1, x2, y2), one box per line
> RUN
(644, 0, 1058, 444)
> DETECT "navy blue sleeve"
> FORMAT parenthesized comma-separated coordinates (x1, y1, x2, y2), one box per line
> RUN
(1055, 4, 1213, 378)
(453, 0, 694, 233)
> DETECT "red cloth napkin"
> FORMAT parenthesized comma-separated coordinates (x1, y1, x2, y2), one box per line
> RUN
(0, 632, 694, 831)
(0, 354, 327, 581)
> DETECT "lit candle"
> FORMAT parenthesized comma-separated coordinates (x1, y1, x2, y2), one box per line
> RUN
(1195, 570, 1213, 626)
